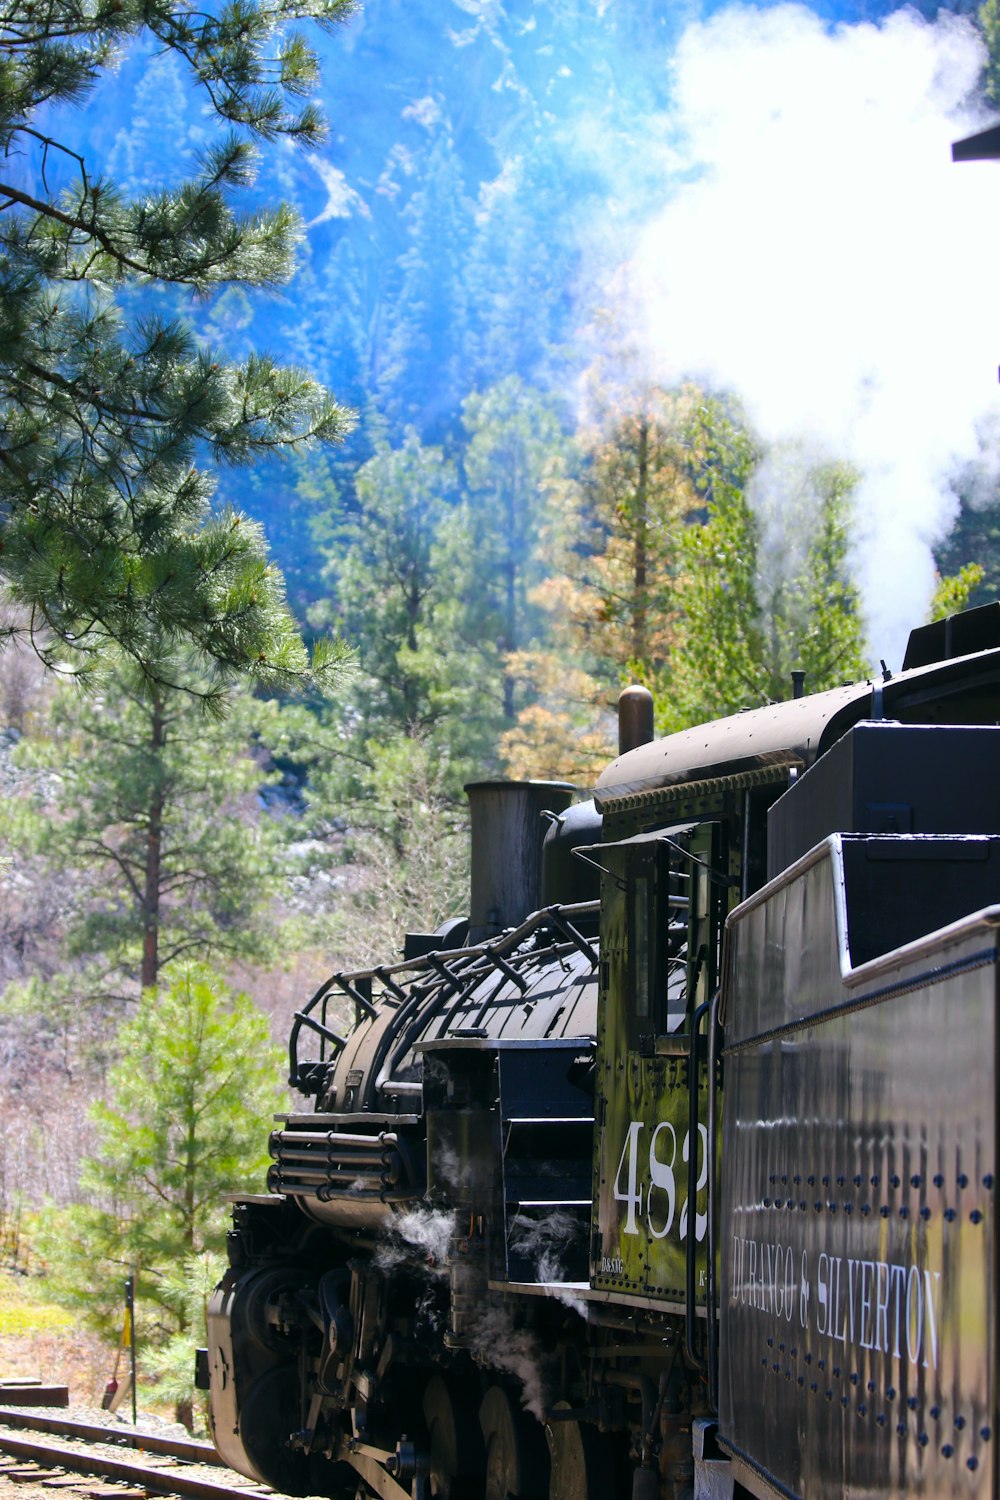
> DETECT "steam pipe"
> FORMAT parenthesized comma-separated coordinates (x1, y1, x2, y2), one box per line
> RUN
(544, 905, 599, 967)
(373, 967, 407, 1001)
(292, 1011, 346, 1049)
(641, 1351, 680, 1470)
(272, 1155, 400, 1174)
(270, 1129, 401, 1151)
(268, 1163, 403, 1185)
(426, 954, 467, 996)
(707, 987, 721, 1413)
(685, 999, 710, 1373)
(483, 944, 530, 993)
(599, 1371, 656, 1440)
(305, 900, 601, 992)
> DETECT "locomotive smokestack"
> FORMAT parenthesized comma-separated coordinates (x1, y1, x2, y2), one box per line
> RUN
(618, 685, 655, 754)
(465, 781, 575, 942)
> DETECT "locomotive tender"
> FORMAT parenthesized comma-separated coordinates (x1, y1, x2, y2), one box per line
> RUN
(205, 601, 1000, 1500)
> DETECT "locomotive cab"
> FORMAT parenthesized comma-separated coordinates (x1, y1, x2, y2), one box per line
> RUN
(590, 819, 730, 1308)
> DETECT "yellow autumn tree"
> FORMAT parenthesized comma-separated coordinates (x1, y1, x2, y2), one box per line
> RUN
(499, 383, 709, 782)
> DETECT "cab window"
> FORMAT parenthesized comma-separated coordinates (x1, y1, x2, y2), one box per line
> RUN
(626, 821, 729, 1044)
(627, 839, 690, 1041)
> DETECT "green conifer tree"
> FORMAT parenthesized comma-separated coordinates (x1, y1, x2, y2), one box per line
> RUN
(324, 430, 459, 745)
(378, 129, 473, 432)
(670, 415, 869, 725)
(0, 0, 356, 692)
(5, 666, 286, 1029)
(443, 377, 575, 737)
(982, 0, 1000, 106)
(34, 966, 286, 1422)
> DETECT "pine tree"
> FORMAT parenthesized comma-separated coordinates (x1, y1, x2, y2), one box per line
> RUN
(303, 731, 470, 973)
(578, 385, 707, 682)
(929, 562, 986, 621)
(324, 430, 459, 744)
(33, 966, 286, 1420)
(377, 130, 473, 435)
(464, 149, 579, 398)
(933, 457, 1000, 611)
(6, 666, 286, 1022)
(982, 0, 1000, 106)
(0, 0, 356, 692)
(444, 377, 575, 737)
(670, 419, 869, 725)
(497, 384, 709, 780)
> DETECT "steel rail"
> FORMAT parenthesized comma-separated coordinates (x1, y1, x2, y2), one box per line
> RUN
(0, 1409, 221, 1464)
(0, 1422, 268, 1500)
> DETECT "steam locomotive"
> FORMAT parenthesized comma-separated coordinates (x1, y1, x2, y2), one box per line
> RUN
(204, 601, 1000, 1500)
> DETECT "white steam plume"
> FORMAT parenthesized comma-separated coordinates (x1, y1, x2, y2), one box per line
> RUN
(602, 4, 1000, 666)
(375, 1206, 454, 1276)
(468, 1304, 549, 1421)
(508, 1209, 588, 1317)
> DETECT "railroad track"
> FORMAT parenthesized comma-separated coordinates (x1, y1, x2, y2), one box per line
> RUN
(0, 1408, 273, 1500)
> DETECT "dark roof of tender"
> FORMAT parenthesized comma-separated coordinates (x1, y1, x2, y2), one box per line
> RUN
(952, 123, 1000, 161)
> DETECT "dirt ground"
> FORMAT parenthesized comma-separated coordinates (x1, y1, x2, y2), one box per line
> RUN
(0, 1325, 113, 1411)
(0, 1262, 113, 1408)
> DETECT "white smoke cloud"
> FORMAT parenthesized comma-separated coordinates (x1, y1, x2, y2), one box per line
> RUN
(604, 4, 1000, 665)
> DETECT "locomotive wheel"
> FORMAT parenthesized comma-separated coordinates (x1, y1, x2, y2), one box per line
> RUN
(237, 1362, 312, 1496)
(236, 1265, 310, 1353)
(239, 1364, 357, 1499)
(422, 1370, 486, 1498)
(479, 1386, 549, 1500)
(544, 1402, 615, 1500)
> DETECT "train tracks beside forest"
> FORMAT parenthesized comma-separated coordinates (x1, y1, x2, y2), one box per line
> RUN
(0, 1408, 273, 1500)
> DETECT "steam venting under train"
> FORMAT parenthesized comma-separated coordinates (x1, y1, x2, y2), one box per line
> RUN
(204, 601, 1000, 1500)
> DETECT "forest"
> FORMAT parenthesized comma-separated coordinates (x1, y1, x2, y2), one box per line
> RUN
(0, 0, 999, 1423)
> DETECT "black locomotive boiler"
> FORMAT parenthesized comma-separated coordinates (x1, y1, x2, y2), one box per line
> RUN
(204, 602, 1000, 1500)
